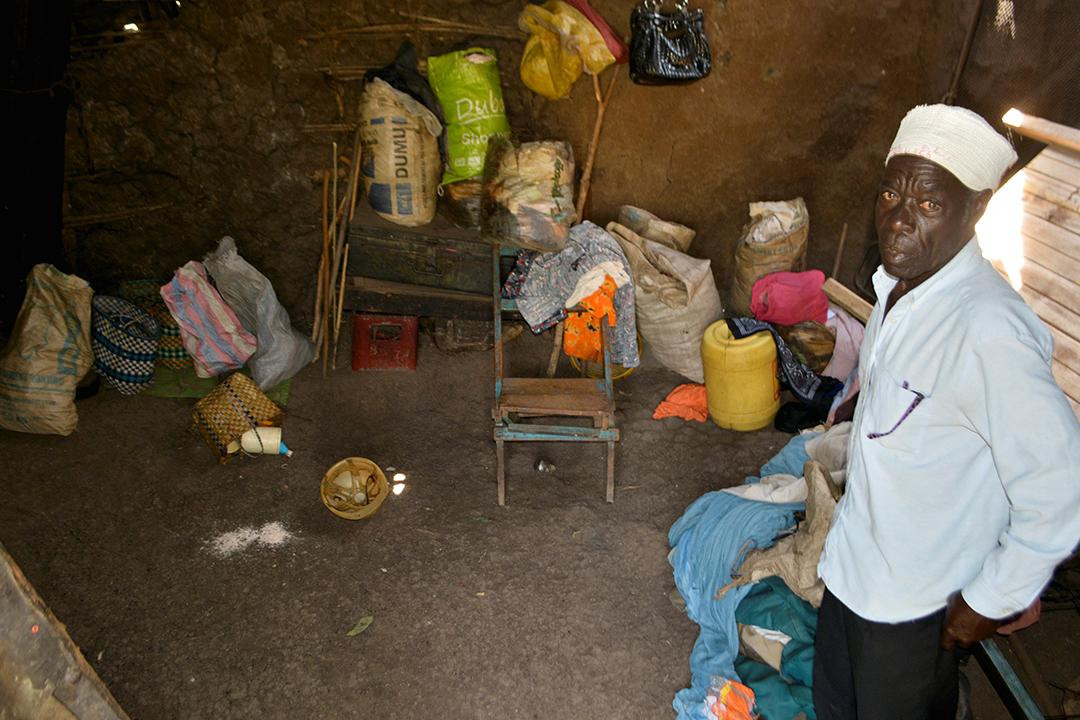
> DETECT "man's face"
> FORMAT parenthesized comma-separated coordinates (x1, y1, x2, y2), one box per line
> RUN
(875, 154, 990, 283)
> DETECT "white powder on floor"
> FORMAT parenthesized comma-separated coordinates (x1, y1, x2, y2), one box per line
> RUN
(207, 521, 295, 557)
(255, 521, 292, 547)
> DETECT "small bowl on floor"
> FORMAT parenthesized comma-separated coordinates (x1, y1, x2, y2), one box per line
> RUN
(320, 457, 389, 520)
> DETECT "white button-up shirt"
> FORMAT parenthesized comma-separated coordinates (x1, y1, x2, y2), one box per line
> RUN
(818, 237, 1080, 623)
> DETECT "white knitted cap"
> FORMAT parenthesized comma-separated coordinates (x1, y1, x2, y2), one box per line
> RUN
(886, 104, 1018, 191)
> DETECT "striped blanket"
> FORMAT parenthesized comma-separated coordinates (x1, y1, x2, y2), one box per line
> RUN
(160, 262, 256, 378)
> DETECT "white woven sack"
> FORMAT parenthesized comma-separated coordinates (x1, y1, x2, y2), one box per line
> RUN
(608, 221, 721, 382)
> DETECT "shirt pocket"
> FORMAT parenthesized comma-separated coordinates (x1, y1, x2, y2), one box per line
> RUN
(862, 366, 930, 453)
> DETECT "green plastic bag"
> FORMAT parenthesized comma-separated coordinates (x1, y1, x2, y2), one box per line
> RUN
(427, 48, 512, 185)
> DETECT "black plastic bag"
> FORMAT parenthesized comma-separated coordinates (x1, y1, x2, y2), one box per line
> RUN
(366, 42, 446, 160)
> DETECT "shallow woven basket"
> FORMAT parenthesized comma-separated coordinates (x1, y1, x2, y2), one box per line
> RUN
(320, 457, 389, 520)
(192, 373, 284, 462)
(569, 355, 637, 381)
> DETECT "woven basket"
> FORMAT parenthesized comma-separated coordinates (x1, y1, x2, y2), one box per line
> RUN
(118, 279, 192, 370)
(320, 457, 389, 520)
(192, 373, 284, 462)
(91, 295, 161, 395)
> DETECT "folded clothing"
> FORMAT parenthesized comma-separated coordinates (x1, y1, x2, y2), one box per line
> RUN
(822, 304, 864, 381)
(563, 275, 618, 363)
(654, 383, 708, 422)
(565, 261, 630, 308)
(751, 270, 827, 326)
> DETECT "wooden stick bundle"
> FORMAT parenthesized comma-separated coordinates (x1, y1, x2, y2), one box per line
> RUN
(323, 142, 339, 376)
(63, 202, 172, 228)
(305, 20, 521, 42)
(312, 171, 330, 349)
(302, 123, 361, 134)
(331, 243, 350, 370)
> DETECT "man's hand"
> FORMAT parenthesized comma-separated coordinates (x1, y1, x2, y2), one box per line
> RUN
(940, 593, 1001, 650)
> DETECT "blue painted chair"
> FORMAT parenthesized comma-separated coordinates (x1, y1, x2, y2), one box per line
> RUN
(492, 244, 619, 505)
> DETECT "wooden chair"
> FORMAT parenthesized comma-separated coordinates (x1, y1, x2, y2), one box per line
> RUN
(492, 244, 619, 505)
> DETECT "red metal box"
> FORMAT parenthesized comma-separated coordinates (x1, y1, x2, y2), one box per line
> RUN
(351, 314, 418, 371)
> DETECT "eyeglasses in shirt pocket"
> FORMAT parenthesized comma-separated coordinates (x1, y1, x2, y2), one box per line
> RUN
(863, 367, 930, 450)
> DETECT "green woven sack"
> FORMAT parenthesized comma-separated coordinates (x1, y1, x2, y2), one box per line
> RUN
(426, 47, 512, 185)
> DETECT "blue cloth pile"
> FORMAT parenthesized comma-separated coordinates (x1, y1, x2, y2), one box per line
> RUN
(749, 433, 813, 483)
(669, 433, 817, 720)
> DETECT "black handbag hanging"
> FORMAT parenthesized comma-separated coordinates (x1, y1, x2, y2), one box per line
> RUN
(629, 0, 712, 85)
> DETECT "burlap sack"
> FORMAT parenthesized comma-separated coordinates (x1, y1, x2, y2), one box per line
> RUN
(0, 265, 93, 435)
(608, 221, 722, 383)
(616, 205, 695, 252)
(731, 198, 809, 316)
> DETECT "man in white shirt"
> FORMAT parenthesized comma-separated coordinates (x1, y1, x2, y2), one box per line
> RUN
(814, 104, 1080, 719)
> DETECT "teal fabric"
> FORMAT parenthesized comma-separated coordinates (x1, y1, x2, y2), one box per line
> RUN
(734, 577, 818, 719)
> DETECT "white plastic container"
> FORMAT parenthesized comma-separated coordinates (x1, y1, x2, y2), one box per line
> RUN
(227, 427, 292, 457)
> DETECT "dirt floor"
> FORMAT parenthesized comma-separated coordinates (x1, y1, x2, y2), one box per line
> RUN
(0, 331, 1074, 718)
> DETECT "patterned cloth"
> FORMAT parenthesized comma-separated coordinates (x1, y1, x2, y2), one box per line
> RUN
(726, 317, 842, 416)
(502, 221, 639, 367)
(160, 262, 256, 378)
(91, 295, 160, 395)
(119, 279, 192, 369)
(562, 275, 617, 363)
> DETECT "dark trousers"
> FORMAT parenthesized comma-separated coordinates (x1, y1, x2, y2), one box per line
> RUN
(813, 587, 959, 720)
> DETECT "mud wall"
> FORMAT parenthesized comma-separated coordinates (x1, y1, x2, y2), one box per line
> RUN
(65, 0, 1039, 323)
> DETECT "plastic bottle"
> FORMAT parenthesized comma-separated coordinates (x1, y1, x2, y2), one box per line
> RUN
(227, 427, 293, 457)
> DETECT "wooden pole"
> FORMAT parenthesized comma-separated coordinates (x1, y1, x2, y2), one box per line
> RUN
(942, 0, 984, 105)
(62, 202, 171, 228)
(831, 222, 848, 279)
(548, 68, 619, 378)
(327, 132, 356, 331)
(1003, 109, 1080, 153)
(347, 128, 363, 221)
(312, 170, 330, 345)
(331, 243, 350, 370)
(304, 22, 522, 42)
(575, 69, 618, 220)
(547, 323, 565, 377)
(324, 143, 338, 377)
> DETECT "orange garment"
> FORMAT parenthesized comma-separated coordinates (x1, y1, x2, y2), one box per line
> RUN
(563, 275, 617, 363)
(708, 679, 756, 720)
(653, 383, 708, 422)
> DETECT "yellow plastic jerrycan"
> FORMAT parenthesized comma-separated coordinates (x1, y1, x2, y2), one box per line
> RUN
(701, 320, 780, 431)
